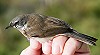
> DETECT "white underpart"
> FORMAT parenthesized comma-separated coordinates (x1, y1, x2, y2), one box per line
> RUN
(31, 37, 53, 43)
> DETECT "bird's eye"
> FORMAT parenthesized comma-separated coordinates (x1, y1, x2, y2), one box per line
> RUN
(15, 21, 19, 25)
(14, 21, 19, 28)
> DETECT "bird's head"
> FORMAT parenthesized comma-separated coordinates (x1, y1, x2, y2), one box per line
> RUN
(5, 14, 29, 30)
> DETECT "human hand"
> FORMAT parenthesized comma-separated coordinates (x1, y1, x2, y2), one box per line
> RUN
(20, 35, 90, 55)
(42, 35, 90, 55)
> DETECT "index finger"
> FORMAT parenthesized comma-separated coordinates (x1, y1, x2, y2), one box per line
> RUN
(62, 38, 83, 55)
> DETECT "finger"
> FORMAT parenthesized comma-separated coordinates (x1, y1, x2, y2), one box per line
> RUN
(75, 43, 90, 55)
(62, 38, 82, 55)
(52, 35, 68, 54)
(42, 41, 52, 54)
(30, 38, 42, 50)
(20, 46, 41, 55)
(76, 43, 90, 52)
(20, 38, 42, 55)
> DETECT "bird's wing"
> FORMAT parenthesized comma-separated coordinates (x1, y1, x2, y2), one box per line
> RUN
(44, 16, 71, 29)
(36, 16, 70, 37)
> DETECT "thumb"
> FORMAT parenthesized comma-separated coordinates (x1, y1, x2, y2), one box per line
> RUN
(20, 38, 42, 55)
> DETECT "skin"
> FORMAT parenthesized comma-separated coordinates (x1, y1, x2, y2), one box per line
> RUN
(20, 35, 90, 55)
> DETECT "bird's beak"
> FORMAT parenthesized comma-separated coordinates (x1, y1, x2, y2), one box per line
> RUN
(5, 25, 12, 29)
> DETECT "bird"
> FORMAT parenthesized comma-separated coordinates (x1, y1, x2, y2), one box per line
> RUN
(5, 13, 98, 46)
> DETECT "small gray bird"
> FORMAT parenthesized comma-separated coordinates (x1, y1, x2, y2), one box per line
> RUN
(5, 13, 98, 46)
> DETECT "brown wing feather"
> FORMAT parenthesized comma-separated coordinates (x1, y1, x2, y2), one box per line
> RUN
(44, 16, 72, 30)
(42, 16, 71, 37)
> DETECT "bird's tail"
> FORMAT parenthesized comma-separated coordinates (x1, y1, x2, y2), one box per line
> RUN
(65, 31, 98, 46)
